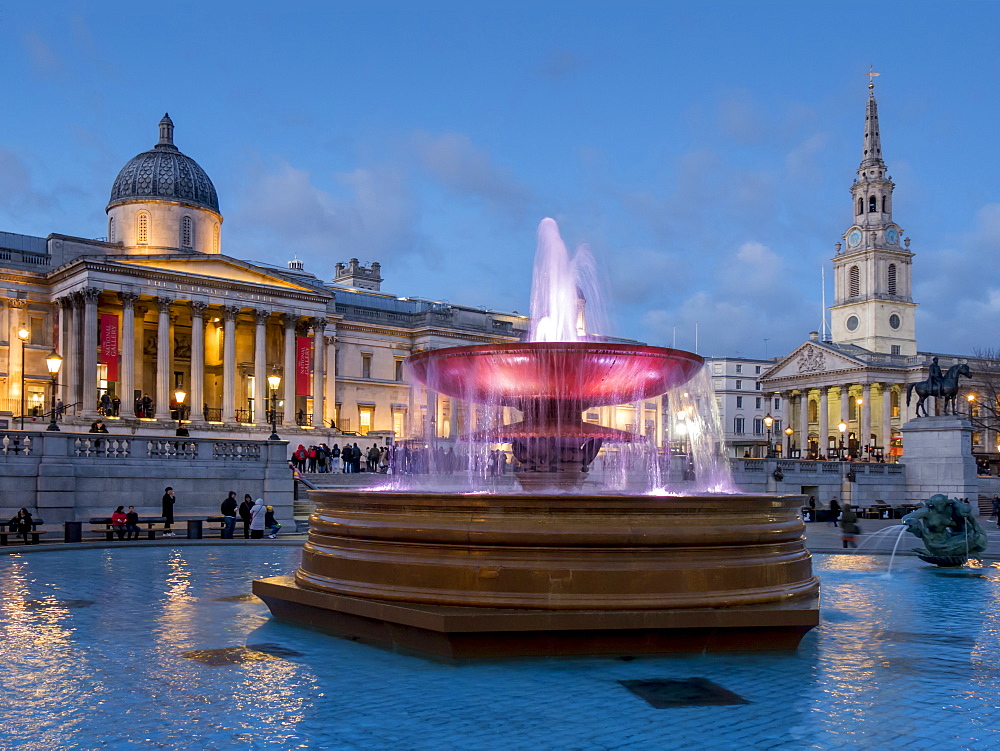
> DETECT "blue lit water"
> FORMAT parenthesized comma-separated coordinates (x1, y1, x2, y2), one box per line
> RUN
(1, 546, 999, 750)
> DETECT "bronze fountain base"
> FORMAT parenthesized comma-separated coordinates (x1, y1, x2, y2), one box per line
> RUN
(254, 489, 819, 659)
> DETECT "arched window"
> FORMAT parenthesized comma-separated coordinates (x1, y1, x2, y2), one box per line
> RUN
(213, 224, 220, 253)
(882, 195, 888, 213)
(108, 216, 115, 243)
(849, 266, 860, 298)
(869, 195, 877, 212)
(857, 197, 863, 215)
(887, 263, 897, 295)
(181, 216, 193, 248)
(137, 212, 149, 245)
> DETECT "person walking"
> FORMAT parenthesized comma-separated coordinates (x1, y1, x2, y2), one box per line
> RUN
(840, 504, 861, 549)
(239, 494, 254, 539)
(220, 491, 238, 539)
(161, 487, 176, 537)
(249, 498, 267, 539)
(111, 506, 128, 541)
(992, 495, 1000, 529)
(125, 505, 141, 540)
(829, 497, 841, 527)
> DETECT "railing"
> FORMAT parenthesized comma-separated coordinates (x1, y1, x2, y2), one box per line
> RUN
(295, 412, 313, 426)
(74, 437, 131, 458)
(733, 458, 905, 477)
(0, 434, 32, 456)
(146, 439, 197, 459)
(213, 442, 262, 461)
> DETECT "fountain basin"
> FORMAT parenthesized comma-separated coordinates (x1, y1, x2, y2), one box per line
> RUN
(255, 490, 819, 658)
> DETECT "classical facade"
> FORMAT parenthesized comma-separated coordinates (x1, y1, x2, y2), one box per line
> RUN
(762, 83, 990, 462)
(0, 116, 528, 438)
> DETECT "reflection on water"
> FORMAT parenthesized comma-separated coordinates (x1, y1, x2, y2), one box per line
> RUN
(1, 548, 999, 748)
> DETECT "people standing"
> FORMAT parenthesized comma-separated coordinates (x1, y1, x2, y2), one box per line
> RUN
(111, 506, 128, 541)
(840, 504, 860, 549)
(100, 392, 112, 416)
(111, 395, 121, 417)
(330, 444, 341, 473)
(221, 491, 238, 539)
(161, 487, 176, 537)
(125, 505, 141, 540)
(249, 498, 267, 539)
(829, 497, 841, 527)
(239, 494, 254, 539)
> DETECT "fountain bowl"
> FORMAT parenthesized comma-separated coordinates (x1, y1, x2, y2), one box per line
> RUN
(255, 490, 819, 659)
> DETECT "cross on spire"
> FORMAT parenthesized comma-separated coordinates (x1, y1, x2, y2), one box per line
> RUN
(867, 66, 880, 90)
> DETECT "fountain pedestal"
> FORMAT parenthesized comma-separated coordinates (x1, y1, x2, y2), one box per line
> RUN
(901, 416, 978, 504)
(254, 491, 819, 659)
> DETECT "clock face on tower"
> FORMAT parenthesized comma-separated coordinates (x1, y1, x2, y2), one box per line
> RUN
(847, 229, 862, 248)
(886, 227, 898, 245)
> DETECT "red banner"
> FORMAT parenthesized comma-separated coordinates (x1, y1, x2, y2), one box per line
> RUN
(100, 314, 119, 382)
(296, 336, 312, 396)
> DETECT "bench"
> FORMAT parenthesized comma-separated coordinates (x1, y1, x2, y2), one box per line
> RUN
(88, 517, 172, 541)
(204, 516, 231, 537)
(0, 529, 46, 545)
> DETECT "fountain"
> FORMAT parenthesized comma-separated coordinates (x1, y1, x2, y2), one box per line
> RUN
(901, 494, 988, 567)
(254, 219, 819, 658)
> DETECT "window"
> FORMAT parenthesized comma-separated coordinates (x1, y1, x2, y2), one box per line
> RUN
(137, 212, 149, 245)
(849, 266, 860, 298)
(753, 418, 764, 435)
(712, 363, 722, 374)
(774, 419, 782, 433)
(734, 417, 745, 435)
(808, 400, 818, 422)
(109, 216, 115, 243)
(755, 382, 761, 390)
(887, 264, 897, 295)
(755, 366, 761, 374)
(846, 315, 860, 331)
(181, 216, 193, 248)
(774, 398, 780, 409)
(869, 195, 877, 212)
(882, 196, 888, 213)
(857, 197, 863, 215)
(735, 380, 742, 390)
(30, 316, 45, 345)
(736, 396, 743, 408)
(889, 313, 901, 330)
(714, 379, 724, 389)
(849, 399, 858, 420)
(361, 355, 372, 379)
(395, 360, 404, 381)
(755, 397, 762, 409)
(891, 345, 901, 356)
(735, 364, 743, 374)
(891, 389, 900, 418)
(358, 406, 373, 436)
(392, 409, 406, 437)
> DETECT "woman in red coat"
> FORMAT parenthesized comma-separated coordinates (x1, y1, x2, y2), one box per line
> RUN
(111, 506, 128, 541)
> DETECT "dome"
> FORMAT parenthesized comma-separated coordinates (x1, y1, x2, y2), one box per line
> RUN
(107, 114, 220, 214)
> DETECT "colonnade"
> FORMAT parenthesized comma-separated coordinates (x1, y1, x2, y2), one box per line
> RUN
(55, 288, 330, 427)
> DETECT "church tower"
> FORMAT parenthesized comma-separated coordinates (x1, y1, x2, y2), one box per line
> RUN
(829, 78, 917, 355)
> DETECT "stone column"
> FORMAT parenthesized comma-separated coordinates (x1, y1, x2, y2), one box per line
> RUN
(222, 305, 240, 423)
(311, 317, 327, 428)
(324, 333, 337, 427)
(281, 313, 297, 427)
(861, 383, 872, 454)
(81, 287, 101, 417)
(881, 384, 893, 454)
(70, 293, 84, 409)
(839, 384, 849, 425)
(818, 387, 829, 458)
(133, 304, 148, 415)
(7, 298, 27, 411)
(118, 292, 139, 410)
(57, 297, 73, 404)
(154, 297, 173, 420)
(798, 391, 810, 455)
(189, 301, 208, 422)
(253, 309, 269, 425)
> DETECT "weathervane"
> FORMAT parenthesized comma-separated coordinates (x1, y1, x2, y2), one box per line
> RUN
(867, 65, 880, 90)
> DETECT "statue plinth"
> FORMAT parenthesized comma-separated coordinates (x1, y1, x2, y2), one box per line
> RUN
(900, 416, 978, 504)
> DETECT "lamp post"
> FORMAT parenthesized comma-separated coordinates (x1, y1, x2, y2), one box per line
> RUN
(967, 393, 976, 419)
(267, 373, 282, 441)
(763, 413, 773, 458)
(784, 426, 793, 457)
(45, 350, 63, 432)
(174, 388, 187, 436)
(838, 420, 847, 460)
(17, 327, 29, 428)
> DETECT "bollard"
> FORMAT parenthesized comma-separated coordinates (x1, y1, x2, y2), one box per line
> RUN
(64, 521, 82, 543)
(186, 519, 203, 539)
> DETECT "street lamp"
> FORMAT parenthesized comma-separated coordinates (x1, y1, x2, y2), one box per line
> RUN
(784, 426, 793, 457)
(267, 373, 282, 441)
(838, 420, 847, 460)
(174, 388, 188, 436)
(17, 327, 29, 428)
(45, 350, 63, 432)
(967, 393, 976, 419)
(763, 413, 774, 458)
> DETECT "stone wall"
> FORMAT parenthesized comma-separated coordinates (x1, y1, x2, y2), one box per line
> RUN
(0, 431, 292, 525)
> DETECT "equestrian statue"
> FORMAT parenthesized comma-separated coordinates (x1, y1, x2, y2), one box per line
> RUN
(905, 358, 972, 417)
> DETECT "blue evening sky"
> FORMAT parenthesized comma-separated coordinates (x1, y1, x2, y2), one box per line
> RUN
(2, 1, 997, 359)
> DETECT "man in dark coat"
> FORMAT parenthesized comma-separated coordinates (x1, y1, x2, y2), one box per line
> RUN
(161, 487, 176, 537)
(239, 494, 254, 539)
(221, 491, 238, 539)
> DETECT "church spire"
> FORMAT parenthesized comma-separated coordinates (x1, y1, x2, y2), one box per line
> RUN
(860, 87, 884, 170)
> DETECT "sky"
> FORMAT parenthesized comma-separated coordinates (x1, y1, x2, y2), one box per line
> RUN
(2, 1, 998, 360)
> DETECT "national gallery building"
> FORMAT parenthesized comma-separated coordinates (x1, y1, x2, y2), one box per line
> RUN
(0, 115, 530, 439)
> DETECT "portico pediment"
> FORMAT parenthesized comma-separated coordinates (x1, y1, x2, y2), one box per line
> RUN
(110, 256, 318, 293)
(763, 341, 867, 383)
